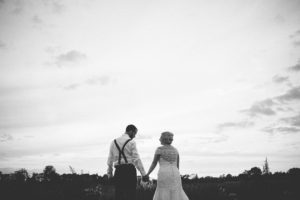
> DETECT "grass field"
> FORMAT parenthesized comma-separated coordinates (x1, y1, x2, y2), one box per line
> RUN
(1, 167, 300, 200)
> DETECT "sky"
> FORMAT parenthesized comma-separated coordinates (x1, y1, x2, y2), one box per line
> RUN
(0, 0, 300, 177)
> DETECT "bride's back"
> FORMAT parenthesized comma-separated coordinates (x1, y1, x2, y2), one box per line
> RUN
(156, 145, 178, 165)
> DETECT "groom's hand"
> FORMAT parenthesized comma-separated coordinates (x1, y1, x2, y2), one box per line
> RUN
(106, 173, 113, 180)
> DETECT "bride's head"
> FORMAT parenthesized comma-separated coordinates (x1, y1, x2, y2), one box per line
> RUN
(160, 131, 174, 145)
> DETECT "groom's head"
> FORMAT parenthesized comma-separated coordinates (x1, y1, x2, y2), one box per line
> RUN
(125, 124, 138, 139)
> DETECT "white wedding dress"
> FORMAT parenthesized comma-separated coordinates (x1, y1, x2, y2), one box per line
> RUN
(153, 145, 189, 200)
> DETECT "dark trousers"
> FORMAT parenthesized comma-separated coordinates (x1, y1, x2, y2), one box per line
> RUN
(114, 164, 137, 200)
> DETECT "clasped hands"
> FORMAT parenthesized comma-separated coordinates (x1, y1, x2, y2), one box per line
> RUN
(142, 174, 150, 182)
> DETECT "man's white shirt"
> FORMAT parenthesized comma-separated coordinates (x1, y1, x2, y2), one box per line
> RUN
(107, 134, 146, 176)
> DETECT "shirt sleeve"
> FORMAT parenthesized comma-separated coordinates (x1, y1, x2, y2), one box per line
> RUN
(131, 140, 146, 176)
(107, 141, 114, 174)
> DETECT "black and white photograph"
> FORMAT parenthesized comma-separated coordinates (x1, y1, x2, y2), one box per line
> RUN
(0, 0, 300, 200)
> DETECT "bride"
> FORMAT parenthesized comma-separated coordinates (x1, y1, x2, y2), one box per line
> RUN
(146, 132, 189, 200)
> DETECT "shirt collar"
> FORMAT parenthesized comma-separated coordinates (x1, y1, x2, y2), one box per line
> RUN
(122, 133, 131, 139)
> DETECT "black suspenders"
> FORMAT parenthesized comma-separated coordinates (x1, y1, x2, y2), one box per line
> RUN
(114, 139, 132, 165)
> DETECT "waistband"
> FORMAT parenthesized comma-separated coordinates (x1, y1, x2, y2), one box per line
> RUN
(114, 163, 134, 168)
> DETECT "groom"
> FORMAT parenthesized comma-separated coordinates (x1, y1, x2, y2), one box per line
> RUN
(107, 124, 149, 200)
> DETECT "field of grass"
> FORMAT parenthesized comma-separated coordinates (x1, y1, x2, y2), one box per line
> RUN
(1, 166, 300, 200)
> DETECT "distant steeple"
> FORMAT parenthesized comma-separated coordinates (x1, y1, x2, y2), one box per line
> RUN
(262, 157, 270, 174)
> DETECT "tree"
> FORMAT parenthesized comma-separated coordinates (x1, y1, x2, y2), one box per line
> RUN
(248, 167, 262, 177)
(43, 165, 59, 182)
(226, 174, 233, 180)
(287, 168, 300, 176)
(262, 157, 270, 174)
(31, 172, 44, 182)
(14, 168, 29, 182)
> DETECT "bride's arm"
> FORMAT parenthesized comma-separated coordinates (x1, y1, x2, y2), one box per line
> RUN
(177, 154, 180, 169)
(146, 154, 160, 176)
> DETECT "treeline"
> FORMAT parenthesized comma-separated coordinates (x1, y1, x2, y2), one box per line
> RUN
(180, 167, 300, 200)
(0, 165, 104, 200)
(0, 165, 300, 200)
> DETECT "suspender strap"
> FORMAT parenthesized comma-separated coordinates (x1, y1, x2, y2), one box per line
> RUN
(114, 140, 123, 164)
(114, 139, 132, 164)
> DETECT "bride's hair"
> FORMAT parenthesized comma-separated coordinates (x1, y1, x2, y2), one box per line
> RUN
(159, 131, 174, 145)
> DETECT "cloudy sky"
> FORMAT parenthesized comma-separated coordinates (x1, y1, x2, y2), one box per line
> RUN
(0, 0, 300, 177)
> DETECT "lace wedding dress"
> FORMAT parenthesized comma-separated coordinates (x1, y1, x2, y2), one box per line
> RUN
(153, 145, 189, 200)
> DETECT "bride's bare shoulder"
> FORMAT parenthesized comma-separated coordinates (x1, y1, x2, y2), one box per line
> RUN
(155, 146, 164, 154)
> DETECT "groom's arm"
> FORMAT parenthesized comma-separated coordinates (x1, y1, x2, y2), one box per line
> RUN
(107, 141, 114, 177)
(131, 141, 146, 176)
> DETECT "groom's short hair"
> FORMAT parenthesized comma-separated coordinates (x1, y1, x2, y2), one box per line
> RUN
(126, 124, 137, 132)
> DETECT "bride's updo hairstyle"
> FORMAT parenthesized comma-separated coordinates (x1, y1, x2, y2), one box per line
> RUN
(159, 131, 174, 145)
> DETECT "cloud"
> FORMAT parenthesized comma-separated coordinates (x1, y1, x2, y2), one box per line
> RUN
(2, 0, 65, 15)
(276, 86, 300, 102)
(10, 0, 26, 15)
(183, 150, 299, 159)
(0, 0, 4, 7)
(63, 83, 80, 90)
(42, 0, 65, 14)
(45, 46, 60, 54)
(241, 98, 276, 116)
(85, 76, 110, 86)
(262, 113, 300, 135)
(290, 29, 300, 38)
(276, 107, 293, 112)
(280, 114, 300, 127)
(187, 134, 229, 144)
(217, 121, 254, 131)
(211, 134, 229, 143)
(294, 41, 300, 46)
(55, 50, 86, 67)
(50, 0, 65, 14)
(290, 30, 300, 46)
(0, 133, 13, 142)
(63, 76, 111, 90)
(272, 75, 289, 83)
(0, 40, 6, 48)
(274, 15, 285, 24)
(288, 61, 300, 72)
(241, 86, 300, 117)
(32, 15, 43, 24)
(262, 126, 300, 134)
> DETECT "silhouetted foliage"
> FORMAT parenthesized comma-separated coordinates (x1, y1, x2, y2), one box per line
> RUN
(43, 165, 59, 182)
(0, 166, 300, 200)
(14, 168, 29, 183)
(288, 168, 300, 176)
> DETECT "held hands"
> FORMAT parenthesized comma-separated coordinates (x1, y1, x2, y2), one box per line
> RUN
(103, 173, 114, 184)
(106, 172, 113, 180)
(142, 174, 149, 182)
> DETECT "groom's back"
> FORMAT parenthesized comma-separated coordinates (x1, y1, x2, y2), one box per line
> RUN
(110, 134, 135, 165)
